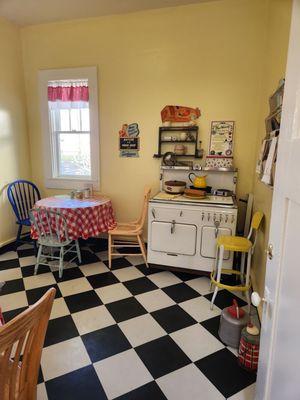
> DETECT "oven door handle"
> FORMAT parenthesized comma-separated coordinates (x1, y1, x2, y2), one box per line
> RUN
(214, 220, 220, 238)
(171, 220, 176, 234)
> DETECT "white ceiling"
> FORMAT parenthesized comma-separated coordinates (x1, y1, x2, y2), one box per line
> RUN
(0, 0, 219, 26)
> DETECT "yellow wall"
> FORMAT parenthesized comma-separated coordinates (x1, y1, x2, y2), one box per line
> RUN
(251, 0, 292, 302)
(0, 0, 292, 311)
(0, 18, 31, 246)
(21, 0, 268, 223)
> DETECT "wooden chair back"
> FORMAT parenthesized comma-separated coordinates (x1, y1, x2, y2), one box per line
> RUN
(7, 180, 41, 224)
(136, 186, 151, 230)
(247, 211, 264, 253)
(251, 211, 264, 231)
(0, 288, 56, 400)
(30, 208, 71, 246)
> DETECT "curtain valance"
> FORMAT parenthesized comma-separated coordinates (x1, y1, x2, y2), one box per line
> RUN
(48, 80, 89, 102)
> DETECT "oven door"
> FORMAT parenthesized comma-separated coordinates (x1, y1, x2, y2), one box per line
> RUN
(150, 221, 197, 256)
(200, 226, 232, 259)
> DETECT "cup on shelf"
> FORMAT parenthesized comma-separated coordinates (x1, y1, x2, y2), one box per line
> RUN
(180, 132, 188, 141)
(174, 144, 187, 155)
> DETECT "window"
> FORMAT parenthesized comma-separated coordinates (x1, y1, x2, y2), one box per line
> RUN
(39, 67, 100, 190)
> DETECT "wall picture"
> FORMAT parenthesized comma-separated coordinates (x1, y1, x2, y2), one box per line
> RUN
(119, 123, 140, 157)
(209, 121, 234, 157)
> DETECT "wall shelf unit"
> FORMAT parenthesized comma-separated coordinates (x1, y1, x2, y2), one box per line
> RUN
(257, 79, 284, 188)
(160, 165, 238, 172)
(153, 126, 201, 158)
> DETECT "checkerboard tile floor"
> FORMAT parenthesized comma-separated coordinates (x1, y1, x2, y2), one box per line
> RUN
(0, 240, 256, 400)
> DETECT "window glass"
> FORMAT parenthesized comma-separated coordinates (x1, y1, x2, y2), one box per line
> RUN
(81, 108, 90, 131)
(58, 133, 91, 176)
(60, 109, 70, 132)
(70, 109, 81, 132)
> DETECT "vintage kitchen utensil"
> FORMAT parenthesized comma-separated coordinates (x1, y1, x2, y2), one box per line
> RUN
(174, 144, 187, 155)
(188, 172, 207, 189)
(189, 185, 212, 194)
(164, 180, 186, 194)
(183, 194, 206, 199)
(184, 188, 206, 198)
(163, 152, 177, 166)
(212, 189, 233, 197)
(218, 300, 249, 348)
(83, 188, 91, 198)
(74, 190, 84, 199)
(180, 132, 188, 140)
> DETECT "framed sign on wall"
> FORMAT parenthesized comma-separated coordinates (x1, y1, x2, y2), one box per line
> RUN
(119, 137, 139, 151)
(209, 121, 234, 157)
(119, 123, 140, 157)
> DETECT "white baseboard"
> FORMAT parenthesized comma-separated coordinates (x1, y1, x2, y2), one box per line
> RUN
(0, 237, 16, 248)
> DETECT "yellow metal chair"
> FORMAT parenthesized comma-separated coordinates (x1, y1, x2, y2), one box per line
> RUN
(210, 211, 264, 310)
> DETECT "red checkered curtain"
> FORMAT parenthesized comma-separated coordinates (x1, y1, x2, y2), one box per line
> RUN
(48, 80, 89, 102)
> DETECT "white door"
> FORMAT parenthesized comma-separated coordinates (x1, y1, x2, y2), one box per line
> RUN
(256, 2, 300, 399)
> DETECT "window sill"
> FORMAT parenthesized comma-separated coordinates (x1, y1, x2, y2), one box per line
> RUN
(45, 177, 100, 191)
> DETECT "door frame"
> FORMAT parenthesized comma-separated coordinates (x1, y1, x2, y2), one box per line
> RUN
(255, 1, 300, 398)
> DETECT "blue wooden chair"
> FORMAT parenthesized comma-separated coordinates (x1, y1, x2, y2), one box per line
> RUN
(7, 180, 41, 250)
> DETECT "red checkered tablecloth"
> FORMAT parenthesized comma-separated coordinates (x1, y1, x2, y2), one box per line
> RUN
(31, 196, 116, 241)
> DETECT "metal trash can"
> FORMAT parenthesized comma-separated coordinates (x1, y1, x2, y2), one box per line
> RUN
(218, 300, 249, 348)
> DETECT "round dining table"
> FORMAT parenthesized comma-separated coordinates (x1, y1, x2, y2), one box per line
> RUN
(31, 195, 116, 240)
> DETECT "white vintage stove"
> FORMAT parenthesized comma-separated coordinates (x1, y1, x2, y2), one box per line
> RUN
(147, 167, 238, 273)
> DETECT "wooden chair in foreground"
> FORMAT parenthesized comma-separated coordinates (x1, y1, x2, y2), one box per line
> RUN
(108, 186, 151, 269)
(0, 288, 56, 400)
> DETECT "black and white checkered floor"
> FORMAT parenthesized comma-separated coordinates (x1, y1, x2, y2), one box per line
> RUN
(0, 239, 256, 400)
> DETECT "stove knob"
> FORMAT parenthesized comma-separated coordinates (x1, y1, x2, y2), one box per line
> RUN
(225, 214, 229, 223)
(213, 213, 216, 222)
(231, 214, 235, 223)
(180, 211, 183, 217)
(202, 212, 205, 221)
(208, 213, 211, 221)
(219, 214, 223, 222)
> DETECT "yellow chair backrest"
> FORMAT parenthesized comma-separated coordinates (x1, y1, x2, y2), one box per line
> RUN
(251, 211, 264, 230)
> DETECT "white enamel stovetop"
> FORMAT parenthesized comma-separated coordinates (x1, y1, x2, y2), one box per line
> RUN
(151, 191, 235, 207)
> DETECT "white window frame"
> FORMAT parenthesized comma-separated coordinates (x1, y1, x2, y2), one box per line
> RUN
(39, 67, 100, 190)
